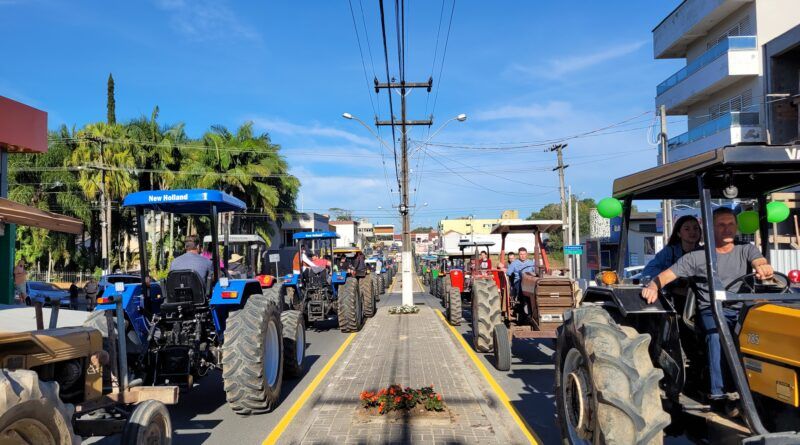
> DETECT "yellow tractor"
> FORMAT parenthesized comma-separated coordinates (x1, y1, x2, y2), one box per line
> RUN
(555, 144, 800, 444)
(0, 202, 177, 444)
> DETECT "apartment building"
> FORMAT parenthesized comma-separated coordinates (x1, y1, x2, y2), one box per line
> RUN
(654, 0, 800, 162)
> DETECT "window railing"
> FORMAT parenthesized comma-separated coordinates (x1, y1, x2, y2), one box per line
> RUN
(657, 36, 757, 95)
(668, 111, 759, 149)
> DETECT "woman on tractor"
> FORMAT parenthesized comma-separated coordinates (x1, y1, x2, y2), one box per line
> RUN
(641, 215, 702, 280)
(478, 250, 492, 270)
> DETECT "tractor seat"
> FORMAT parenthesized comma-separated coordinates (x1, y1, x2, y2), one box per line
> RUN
(163, 270, 207, 314)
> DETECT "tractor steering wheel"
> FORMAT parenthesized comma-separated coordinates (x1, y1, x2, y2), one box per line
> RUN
(725, 271, 791, 294)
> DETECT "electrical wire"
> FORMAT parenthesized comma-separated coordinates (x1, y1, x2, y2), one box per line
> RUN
(377, 0, 401, 189)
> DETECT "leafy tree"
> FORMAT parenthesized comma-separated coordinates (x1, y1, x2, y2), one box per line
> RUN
(412, 226, 433, 233)
(527, 197, 597, 261)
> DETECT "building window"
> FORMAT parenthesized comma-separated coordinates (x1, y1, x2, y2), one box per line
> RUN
(707, 15, 753, 49)
(644, 236, 656, 255)
(709, 90, 753, 120)
(639, 223, 658, 233)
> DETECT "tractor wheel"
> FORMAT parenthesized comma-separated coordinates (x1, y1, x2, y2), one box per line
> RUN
(379, 274, 386, 295)
(121, 400, 172, 445)
(360, 278, 376, 318)
(555, 306, 670, 445)
(223, 295, 283, 415)
(280, 310, 306, 378)
(371, 276, 380, 302)
(338, 278, 362, 332)
(0, 369, 79, 445)
(446, 286, 461, 326)
(471, 280, 501, 353)
(493, 324, 511, 371)
(442, 276, 451, 302)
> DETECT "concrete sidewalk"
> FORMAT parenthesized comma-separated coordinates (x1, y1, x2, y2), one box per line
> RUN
(279, 274, 531, 445)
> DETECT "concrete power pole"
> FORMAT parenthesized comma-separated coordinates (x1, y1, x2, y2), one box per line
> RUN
(375, 79, 433, 306)
(659, 105, 673, 244)
(550, 143, 569, 275)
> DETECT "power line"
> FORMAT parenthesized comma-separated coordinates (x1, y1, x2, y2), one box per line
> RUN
(429, 0, 455, 119)
(378, 0, 401, 189)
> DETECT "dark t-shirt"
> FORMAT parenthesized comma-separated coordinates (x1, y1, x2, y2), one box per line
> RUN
(669, 243, 762, 310)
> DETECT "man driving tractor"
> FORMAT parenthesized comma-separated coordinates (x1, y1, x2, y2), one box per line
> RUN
(641, 207, 775, 413)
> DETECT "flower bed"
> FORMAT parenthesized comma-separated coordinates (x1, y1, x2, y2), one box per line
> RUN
(387, 305, 420, 314)
(360, 385, 444, 415)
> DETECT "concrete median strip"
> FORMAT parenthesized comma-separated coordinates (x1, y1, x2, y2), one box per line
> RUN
(262, 332, 357, 445)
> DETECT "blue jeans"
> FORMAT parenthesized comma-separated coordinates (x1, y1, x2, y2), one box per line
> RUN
(698, 307, 739, 398)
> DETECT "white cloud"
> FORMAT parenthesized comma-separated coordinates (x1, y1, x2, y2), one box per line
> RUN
(472, 101, 573, 122)
(511, 39, 649, 79)
(153, 0, 260, 42)
(252, 118, 375, 147)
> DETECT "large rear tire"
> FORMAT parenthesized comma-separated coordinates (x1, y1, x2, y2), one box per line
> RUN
(379, 274, 386, 295)
(555, 306, 670, 444)
(280, 310, 306, 378)
(121, 399, 172, 445)
(441, 276, 451, 302)
(338, 278, 362, 332)
(471, 280, 501, 353)
(446, 286, 461, 326)
(0, 369, 79, 445)
(371, 276, 380, 302)
(360, 278, 376, 318)
(223, 295, 283, 415)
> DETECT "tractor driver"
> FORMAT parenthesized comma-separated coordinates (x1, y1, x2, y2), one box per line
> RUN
(507, 247, 535, 299)
(641, 207, 774, 412)
(170, 235, 214, 291)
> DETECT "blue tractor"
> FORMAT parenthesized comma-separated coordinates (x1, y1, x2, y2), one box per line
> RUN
(281, 232, 364, 332)
(84, 189, 305, 415)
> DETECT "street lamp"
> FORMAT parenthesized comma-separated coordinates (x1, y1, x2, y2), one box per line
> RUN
(342, 112, 394, 155)
(411, 113, 467, 155)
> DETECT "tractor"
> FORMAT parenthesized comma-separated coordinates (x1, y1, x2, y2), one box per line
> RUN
(487, 220, 579, 369)
(334, 247, 378, 318)
(281, 232, 363, 332)
(0, 200, 176, 444)
(365, 256, 389, 299)
(440, 241, 495, 327)
(87, 189, 305, 416)
(555, 144, 800, 444)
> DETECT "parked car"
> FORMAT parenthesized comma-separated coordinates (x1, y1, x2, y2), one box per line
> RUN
(22, 281, 71, 307)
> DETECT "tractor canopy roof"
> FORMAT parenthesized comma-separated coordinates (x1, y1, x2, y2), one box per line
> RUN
(202, 234, 267, 244)
(490, 220, 562, 235)
(292, 231, 339, 240)
(333, 247, 362, 254)
(613, 143, 800, 200)
(457, 240, 495, 248)
(122, 189, 246, 214)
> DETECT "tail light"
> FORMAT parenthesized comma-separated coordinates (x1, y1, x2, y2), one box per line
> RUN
(598, 271, 618, 285)
(788, 270, 800, 284)
(256, 275, 275, 288)
(221, 291, 239, 299)
(96, 297, 113, 305)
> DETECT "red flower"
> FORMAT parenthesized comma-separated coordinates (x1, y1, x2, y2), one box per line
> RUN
(436, 394, 442, 401)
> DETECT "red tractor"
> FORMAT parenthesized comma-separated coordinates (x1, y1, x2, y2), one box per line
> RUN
(443, 221, 578, 371)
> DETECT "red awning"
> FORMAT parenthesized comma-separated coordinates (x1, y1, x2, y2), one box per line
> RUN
(0, 198, 83, 234)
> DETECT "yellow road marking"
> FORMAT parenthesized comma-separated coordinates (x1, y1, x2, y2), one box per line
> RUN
(434, 310, 541, 445)
(262, 332, 357, 445)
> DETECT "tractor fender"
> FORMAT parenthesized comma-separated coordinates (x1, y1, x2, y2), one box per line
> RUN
(331, 271, 348, 285)
(582, 285, 674, 317)
(210, 279, 264, 306)
(93, 284, 152, 345)
(281, 273, 300, 287)
(449, 269, 465, 293)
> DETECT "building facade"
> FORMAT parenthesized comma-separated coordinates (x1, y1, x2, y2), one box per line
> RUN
(654, 0, 800, 161)
(265, 212, 330, 275)
(373, 224, 395, 242)
(329, 220, 358, 248)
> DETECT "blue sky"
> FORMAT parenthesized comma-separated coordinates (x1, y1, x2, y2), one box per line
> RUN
(2, 0, 684, 227)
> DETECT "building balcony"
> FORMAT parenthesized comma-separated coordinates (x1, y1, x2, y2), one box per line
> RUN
(653, 0, 754, 59)
(656, 36, 758, 115)
(667, 111, 763, 161)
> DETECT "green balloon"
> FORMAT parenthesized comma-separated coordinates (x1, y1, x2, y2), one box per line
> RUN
(738, 210, 759, 234)
(597, 197, 623, 219)
(767, 201, 790, 223)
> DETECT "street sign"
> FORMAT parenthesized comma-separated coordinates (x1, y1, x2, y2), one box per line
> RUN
(564, 245, 584, 255)
(269, 253, 281, 263)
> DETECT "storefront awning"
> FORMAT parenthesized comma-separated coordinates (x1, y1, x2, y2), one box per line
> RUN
(0, 198, 83, 234)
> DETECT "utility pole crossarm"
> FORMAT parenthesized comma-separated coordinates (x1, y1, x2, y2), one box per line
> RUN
(375, 119, 433, 126)
(374, 78, 433, 92)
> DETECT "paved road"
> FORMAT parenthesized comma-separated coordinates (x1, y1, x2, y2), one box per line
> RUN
(414, 287, 703, 445)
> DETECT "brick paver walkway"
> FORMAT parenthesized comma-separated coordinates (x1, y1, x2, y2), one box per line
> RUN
(279, 273, 529, 445)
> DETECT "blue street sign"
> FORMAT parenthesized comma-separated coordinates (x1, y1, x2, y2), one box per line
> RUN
(564, 245, 584, 255)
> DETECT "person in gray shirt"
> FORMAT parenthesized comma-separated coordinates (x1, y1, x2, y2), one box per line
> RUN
(170, 236, 214, 288)
(641, 207, 774, 408)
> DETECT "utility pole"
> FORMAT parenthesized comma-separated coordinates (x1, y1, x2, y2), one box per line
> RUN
(659, 105, 673, 244)
(575, 198, 581, 279)
(375, 78, 433, 306)
(567, 185, 573, 279)
(550, 143, 569, 275)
